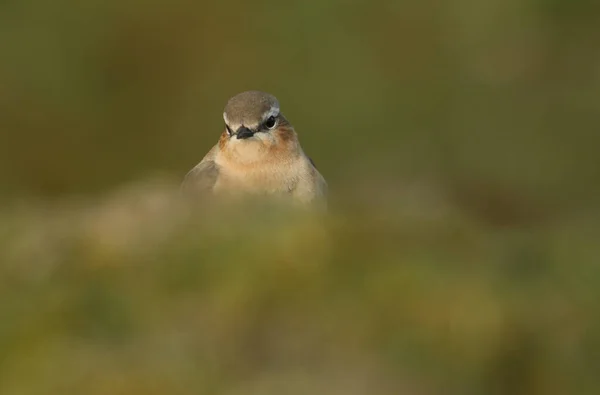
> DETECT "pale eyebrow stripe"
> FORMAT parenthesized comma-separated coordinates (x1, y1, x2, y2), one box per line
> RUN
(263, 106, 280, 120)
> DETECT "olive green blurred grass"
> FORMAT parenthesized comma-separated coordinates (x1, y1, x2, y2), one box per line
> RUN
(1, 179, 599, 395)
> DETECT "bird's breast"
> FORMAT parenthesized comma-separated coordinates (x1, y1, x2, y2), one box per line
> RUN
(214, 158, 304, 196)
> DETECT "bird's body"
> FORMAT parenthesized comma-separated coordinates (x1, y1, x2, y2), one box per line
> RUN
(182, 91, 327, 208)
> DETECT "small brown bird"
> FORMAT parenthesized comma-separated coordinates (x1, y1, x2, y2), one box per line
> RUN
(182, 91, 327, 209)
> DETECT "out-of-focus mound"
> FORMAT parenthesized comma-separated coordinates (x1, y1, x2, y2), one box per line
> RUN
(0, 178, 599, 395)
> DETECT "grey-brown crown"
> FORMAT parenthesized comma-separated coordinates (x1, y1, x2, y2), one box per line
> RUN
(223, 91, 280, 129)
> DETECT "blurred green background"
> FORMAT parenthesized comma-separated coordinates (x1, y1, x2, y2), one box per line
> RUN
(1, 0, 600, 394)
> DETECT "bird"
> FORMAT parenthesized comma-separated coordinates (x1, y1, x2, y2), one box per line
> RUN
(181, 91, 327, 209)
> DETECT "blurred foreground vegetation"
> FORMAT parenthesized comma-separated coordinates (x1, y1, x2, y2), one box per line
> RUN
(1, 180, 599, 395)
(1, 0, 600, 394)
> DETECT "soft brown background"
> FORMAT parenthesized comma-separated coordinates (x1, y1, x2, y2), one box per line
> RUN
(2, 0, 599, 207)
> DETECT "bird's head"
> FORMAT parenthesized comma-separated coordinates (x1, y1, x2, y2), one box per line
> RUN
(219, 91, 299, 162)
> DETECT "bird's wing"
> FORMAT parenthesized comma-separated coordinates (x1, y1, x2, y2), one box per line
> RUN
(308, 156, 328, 198)
(181, 145, 220, 195)
(315, 167, 328, 198)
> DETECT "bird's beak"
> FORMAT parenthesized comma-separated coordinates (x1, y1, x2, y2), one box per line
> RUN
(236, 126, 255, 140)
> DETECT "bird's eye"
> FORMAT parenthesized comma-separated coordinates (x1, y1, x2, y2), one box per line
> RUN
(265, 116, 276, 129)
(226, 125, 233, 135)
